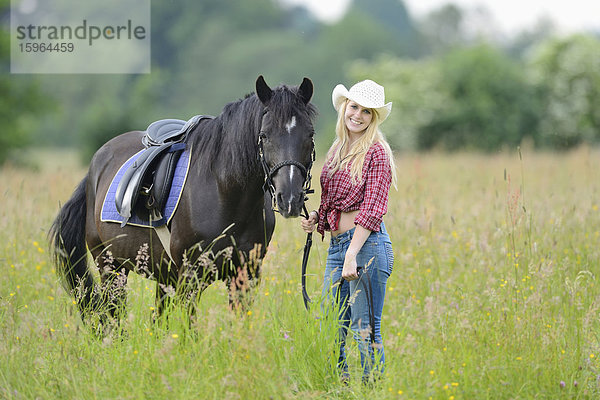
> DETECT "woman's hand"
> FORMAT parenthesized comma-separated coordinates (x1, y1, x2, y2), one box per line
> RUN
(342, 252, 359, 281)
(342, 225, 372, 281)
(300, 210, 318, 233)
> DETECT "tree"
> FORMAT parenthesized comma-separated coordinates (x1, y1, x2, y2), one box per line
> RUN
(529, 34, 600, 148)
(418, 44, 540, 151)
(0, 0, 47, 164)
(420, 4, 466, 54)
(349, 45, 542, 152)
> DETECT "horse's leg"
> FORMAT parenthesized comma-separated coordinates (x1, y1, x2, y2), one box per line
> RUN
(97, 252, 130, 323)
(154, 259, 179, 318)
(226, 247, 263, 311)
(83, 236, 130, 335)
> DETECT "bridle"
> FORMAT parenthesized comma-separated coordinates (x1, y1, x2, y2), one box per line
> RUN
(257, 109, 315, 310)
(257, 129, 315, 213)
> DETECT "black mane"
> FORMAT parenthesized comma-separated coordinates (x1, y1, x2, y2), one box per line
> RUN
(187, 84, 317, 186)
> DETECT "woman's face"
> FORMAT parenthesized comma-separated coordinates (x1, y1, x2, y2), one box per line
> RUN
(344, 100, 373, 135)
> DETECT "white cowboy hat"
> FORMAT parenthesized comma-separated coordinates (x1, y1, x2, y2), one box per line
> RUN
(332, 79, 392, 122)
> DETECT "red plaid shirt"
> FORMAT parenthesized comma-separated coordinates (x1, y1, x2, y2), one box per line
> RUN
(317, 142, 392, 236)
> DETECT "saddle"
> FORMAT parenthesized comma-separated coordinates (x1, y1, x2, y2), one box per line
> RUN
(114, 115, 211, 227)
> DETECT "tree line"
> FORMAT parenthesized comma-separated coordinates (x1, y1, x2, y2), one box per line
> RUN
(1, 0, 599, 164)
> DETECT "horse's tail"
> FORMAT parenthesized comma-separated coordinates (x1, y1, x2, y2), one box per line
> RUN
(49, 175, 97, 316)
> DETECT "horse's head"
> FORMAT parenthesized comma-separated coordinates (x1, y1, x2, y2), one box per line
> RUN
(256, 75, 316, 218)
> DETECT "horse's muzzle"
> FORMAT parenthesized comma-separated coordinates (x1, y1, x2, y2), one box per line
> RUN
(276, 190, 304, 218)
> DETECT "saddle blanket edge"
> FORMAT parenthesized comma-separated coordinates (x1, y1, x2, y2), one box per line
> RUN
(100, 147, 191, 228)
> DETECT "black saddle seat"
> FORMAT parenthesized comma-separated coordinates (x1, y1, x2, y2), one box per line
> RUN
(143, 116, 205, 147)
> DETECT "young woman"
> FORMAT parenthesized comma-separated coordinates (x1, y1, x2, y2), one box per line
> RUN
(301, 79, 396, 381)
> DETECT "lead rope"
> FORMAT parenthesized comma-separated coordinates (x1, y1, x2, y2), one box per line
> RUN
(300, 205, 313, 310)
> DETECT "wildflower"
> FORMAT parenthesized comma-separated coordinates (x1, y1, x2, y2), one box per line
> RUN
(247, 310, 252, 316)
(560, 381, 565, 388)
(590, 354, 595, 359)
(171, 334, 179, 339)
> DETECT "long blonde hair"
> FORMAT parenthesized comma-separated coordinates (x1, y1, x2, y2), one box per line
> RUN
(326, 99, 397, 187)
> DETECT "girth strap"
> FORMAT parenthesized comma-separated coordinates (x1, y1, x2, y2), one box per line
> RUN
(150, 212, 176, 266)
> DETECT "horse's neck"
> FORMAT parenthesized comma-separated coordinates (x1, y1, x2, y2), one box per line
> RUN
(211, 108, 263, 190)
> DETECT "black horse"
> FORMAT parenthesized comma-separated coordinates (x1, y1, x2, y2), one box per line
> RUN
(50, 76, 316, 320)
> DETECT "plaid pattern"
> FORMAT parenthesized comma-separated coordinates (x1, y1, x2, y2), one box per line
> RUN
(317, 142, 392, 236)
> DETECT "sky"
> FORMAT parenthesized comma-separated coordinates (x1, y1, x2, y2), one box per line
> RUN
(282, 0, 600, 35)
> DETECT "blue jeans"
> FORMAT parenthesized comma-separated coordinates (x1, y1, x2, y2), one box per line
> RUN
(322, 222, 394, 378)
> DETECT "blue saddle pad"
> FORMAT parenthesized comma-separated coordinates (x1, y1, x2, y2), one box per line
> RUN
(100, 148, 191, 228)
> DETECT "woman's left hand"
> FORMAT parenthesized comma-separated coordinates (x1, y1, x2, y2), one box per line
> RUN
(342, 253, 359, 281)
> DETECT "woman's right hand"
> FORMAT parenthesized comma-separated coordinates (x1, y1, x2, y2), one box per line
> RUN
(300, 210, 318, 233)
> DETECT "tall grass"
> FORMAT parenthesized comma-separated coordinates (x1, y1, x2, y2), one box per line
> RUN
(1, 148, 599, 399)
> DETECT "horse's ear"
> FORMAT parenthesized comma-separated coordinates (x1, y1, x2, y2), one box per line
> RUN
(298, 77, 313, 104)
(256, 75, 272, 105)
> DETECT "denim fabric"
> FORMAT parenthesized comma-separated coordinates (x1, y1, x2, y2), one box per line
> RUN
(322, 222, 393, 378)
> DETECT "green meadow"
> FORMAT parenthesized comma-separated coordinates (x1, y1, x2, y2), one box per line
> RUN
(1, 148, 599, 399)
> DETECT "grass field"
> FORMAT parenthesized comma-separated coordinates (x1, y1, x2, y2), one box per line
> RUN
(1, 148, 599, 399)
